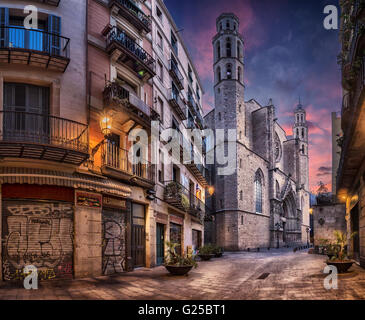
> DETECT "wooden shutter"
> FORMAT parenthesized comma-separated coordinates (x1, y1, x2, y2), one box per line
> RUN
(47, 15, 61, 55)
(0, 7, 9, 47)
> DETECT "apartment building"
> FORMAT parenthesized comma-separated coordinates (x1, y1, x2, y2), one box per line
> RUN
(150, 0, 207, 265)
(0, 0, 207, 282)
(337, 0, 365, 266)
(0, 0, 95, 281)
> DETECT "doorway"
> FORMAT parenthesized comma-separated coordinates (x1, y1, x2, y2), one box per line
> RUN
(132, 203, 146, 268)
(156, 223, 165, 266)
(351, 204, 360, 262)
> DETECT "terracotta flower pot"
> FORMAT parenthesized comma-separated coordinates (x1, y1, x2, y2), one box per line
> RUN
(326, 260, 354, 273)
(164, 265, 193, 276)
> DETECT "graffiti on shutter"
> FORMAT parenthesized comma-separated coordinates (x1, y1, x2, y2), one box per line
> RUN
(102, 208, 126, 275)
(2, 200, 74, 281)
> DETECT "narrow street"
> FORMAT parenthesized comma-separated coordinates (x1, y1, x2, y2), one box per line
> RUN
(1, 249, 365, 300)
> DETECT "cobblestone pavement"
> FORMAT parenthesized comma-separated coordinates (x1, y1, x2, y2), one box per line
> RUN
(1, 249, 365, 300)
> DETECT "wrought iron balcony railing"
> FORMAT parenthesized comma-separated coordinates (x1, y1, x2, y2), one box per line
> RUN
(0, 26, 70, 72)
(104, 81, 151, 118)
(109, 0, 151, 33)
(168, 88, 187, 120)
(169, 60, 184, 90)
(101, 142, 155, 184)
(105, 26, 155, 79)
(0, 111, 89, 165)
(164, 180, 205, 218)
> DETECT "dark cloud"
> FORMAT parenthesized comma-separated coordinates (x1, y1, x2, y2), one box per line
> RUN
(316, 166, 332, 177)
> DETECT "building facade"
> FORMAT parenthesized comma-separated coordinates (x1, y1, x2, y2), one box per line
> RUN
(331, 112, 342, 194)
(204, 13, 311, 250)
(337, 0, 365, 266)
(0, 0, 207, 281)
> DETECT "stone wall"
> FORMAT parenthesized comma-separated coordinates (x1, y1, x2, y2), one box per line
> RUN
(313, 203, 346, 246)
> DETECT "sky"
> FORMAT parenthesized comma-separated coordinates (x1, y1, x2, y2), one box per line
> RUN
(164, 0, 341, 193)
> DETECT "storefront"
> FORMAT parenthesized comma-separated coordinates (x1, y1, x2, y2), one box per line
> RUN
(132, 203, 146, 268)
(1, 184, 74, 281)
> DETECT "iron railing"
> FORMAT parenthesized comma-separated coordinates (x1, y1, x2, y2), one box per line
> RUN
(0, 26, 70, 59)
(110, 0, 151, 31)
(102, 142, 154, 182)
(0, 111, 89, 153)
(169, 59, 184, 89)
(106, 26, 155, 72)
(168, 88, 187, 118)
(164, 180, 205, 217)
(104, 81, 151, 117)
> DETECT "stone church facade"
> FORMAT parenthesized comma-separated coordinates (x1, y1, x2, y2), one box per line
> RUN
(204, 13, 311, 250)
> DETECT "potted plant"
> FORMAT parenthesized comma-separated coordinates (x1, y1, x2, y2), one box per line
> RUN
(212, 244, 224, 258)
(326, 230, 357, 273)
(198, 244, 215, 261)
(164, 241, 197, 276)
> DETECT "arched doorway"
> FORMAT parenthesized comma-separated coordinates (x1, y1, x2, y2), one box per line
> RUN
(282, 192, 299, 245)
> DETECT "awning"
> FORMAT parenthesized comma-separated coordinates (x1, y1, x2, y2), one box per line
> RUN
(0, 167, 132, 198)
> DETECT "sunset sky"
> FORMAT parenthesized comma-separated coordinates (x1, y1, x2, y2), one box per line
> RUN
(165, 0, 341, 193)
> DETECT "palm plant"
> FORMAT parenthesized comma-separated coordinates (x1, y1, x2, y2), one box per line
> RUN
(331, 230, 357, 261)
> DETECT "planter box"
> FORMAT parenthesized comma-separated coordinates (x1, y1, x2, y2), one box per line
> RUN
(326, 260, 354, 273)
(164, 265, 193, 276)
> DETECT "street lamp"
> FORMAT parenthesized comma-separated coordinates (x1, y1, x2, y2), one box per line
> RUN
(306, 227, 310, 247)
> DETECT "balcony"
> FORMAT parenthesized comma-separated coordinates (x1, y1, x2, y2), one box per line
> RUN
(164, 181, 205, 219)
(109, 0, 151, 34)
(0, 111, 89, 165)
(169, 60, 184, 90)
(103, 81, 152, 125)
(101, 142, 155, 188)
(105, 26, 155, 80)
(34, 0, 60, 5)
(168, 89, 187, 120)
(0, 26, 70, 72)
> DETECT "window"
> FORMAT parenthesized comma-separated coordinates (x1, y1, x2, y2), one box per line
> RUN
(196, 84, 200, 101)
(171, 31, 178, 55)
(276, 181, 280, 198)
(301, 114, 304, 122)
(302, 128, 305, 138)
(237, 41, 241, 58)
(157, 60, 163, 82)
(238, 66, 242, 82)
(157, 31, 163, 49)
(239, 104, 241, 113)
(254, 170, 263, 213)
(226, 64, 232, 79)
(218, 112, 221, 121)
(217, 42, 221, 59)
(240, 190, 243, 201)
(239, 131, 242, 140)
(226, 38, 231, 57)
(217, 67, 221, 82)
(296, 128, 299, 137)
(219, 22, 222, 31)
(226, 20, 230, 29)
(158, 97, 164, 124)
(158, 150, 164, 183)
(241, 215, 244, 225)
(156, 6, 163, 22)
(188, 64, 193, 84)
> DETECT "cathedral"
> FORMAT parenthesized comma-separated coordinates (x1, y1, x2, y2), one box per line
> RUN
(204, 13, 311, 250)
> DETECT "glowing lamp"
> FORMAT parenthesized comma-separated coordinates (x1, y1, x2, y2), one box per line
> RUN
(208, 186, 215, 196)
(100, 115, 112, 137)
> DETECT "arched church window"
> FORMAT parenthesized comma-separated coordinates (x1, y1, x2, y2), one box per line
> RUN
(238, 66, 242, 82)
(240, 190, 243, 200)
(276, 181, 280, 198)
(226, 20, 230, 29)
(237, 41, 241, 58)
(301, 114, 304, 122)
(302, 128, 305, 138)
(297, 115, 299, 122)
(217, 42, 221, 59)
(296, 128, 299, 137)
(226, 38, 231, 57)
(255, 170, 263, 213)
(226, 64, 232, 79)
(217, 66, 221, 82)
